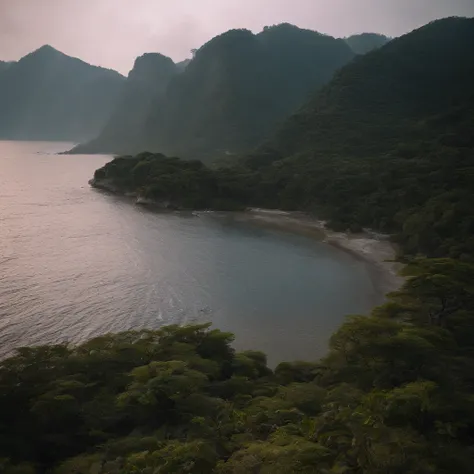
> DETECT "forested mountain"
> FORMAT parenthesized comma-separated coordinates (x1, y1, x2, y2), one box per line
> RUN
(70, 54, 178, 154)
(0, 46, 124, 141)
(94, 17, 474, 261)
(344, 32, 391, 53)
(146, 25, 354, 159)
(243, 16, 474, 258)
(73, 24, 354, 158)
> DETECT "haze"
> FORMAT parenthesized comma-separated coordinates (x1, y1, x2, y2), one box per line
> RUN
(1, 0, 473, 74)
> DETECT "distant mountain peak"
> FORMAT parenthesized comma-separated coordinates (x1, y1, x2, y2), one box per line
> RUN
(0, 43, 125, 142)
(18, 44, 70, 65)
(31, 44, 64, 57)
(36, 44, 59, 52)
(131, 52, 175, 70)
(344, 33, 391, 54)
(128, 52, 177, 82)
(263, 22, 299, 30)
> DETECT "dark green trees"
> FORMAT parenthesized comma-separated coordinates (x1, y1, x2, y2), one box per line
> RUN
(2, 258, 474, 473)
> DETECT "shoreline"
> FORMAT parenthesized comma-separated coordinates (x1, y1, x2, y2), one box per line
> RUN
(230, 208, 405, 299)
(89, 180, 405, 298)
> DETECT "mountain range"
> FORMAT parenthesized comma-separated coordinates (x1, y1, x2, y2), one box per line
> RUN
(72, 24, 356, 158)
(0, 26, 391, 152)
(0, 45, 124, 142)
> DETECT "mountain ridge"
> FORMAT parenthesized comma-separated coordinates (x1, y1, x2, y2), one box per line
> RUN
(70, 23, 355, 159)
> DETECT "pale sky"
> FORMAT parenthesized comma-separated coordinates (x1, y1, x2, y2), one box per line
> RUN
(1, 0, 473, 74)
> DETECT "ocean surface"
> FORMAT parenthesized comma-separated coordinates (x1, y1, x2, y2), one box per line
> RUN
(0, 141, 380, 365)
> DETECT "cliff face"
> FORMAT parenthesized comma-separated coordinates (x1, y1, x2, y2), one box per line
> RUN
(0, 45, 124, 141)
(142, 24, 355, 160)
(71, 53, 178, 154)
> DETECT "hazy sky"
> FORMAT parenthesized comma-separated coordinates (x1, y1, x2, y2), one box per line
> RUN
(1, 0, 473, 74)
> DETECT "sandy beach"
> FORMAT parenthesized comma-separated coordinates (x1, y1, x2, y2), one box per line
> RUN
(232, 208, 405, 298)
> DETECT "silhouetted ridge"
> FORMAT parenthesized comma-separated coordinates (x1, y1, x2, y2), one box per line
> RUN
(149, 24, 354, 160)
(74, 24, 354, 158)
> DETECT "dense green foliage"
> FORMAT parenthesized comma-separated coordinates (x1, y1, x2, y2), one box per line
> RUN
(76, 24, 354, 158)
(145, 24, 354, 160)
(92, 152, 249, 210)
(1, 258, 474, 473)
(0, 45, 124, 141)
(344, 33, 391, 54)
(242, 17, 474, 260)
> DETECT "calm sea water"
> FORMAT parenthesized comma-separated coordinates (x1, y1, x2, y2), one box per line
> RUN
(0, 141, 380, 365)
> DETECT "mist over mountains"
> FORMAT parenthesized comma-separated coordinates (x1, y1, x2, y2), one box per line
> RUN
(71, 24, 356, 158)
(0, 24, 389, 152)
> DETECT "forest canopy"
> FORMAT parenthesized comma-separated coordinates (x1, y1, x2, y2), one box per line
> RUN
(2, 257, 474, 473)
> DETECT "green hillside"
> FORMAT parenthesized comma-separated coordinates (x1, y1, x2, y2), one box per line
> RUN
(146, 24, 354, 160)
(243, 17, 474, 259)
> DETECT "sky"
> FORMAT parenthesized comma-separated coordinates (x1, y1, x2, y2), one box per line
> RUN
(1, 0, 473, 74)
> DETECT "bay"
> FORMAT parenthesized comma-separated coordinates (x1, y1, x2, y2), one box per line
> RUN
(0, 140, 380, 365)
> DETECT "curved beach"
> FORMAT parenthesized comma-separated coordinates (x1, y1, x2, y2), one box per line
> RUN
(232, 208, 405, 298)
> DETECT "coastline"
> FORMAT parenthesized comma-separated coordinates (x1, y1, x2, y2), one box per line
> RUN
(230, 208, 405, 298)
(89, 179, 405, 298)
